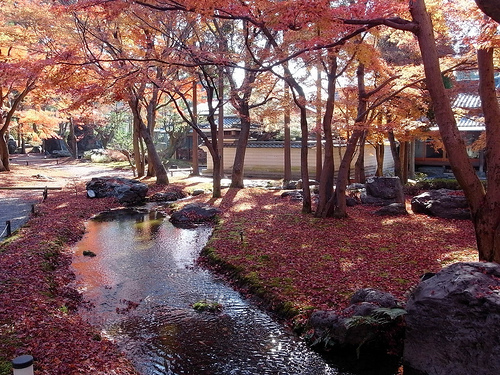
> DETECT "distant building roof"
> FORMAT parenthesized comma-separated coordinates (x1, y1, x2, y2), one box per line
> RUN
(436, 92, 485, 132)
(222, 140, 346, 148)
(198, 115, 260, 130)
(452, 93, 482, 109)
(456, 116, 484, 131)
(430, 116, 485, 132)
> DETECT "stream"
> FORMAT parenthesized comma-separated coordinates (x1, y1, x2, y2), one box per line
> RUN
(72, 208, 388, 375)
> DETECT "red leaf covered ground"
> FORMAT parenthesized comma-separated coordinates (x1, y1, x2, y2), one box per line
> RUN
(193, 187, 477, 316)
(0, 156, 478, 373)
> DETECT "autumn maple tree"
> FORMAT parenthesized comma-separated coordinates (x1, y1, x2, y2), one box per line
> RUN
(61, 2, 169, 184)
(342, 0, 500, 262)
(0, 0, 57, 171)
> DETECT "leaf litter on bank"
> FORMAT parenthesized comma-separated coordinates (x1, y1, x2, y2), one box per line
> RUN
(0, 183, 138, 374)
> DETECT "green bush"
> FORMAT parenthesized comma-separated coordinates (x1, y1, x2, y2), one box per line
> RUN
(417, 178, 462, 190)
(405, 178, 461, 195)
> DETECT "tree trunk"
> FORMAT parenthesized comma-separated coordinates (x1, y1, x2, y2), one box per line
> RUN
(207, 108, 222, 198)
(0, 129, 9, 172)
(328, 129, 364, 218)
(411, 0, 487, 257)
(408, 139, 416, 179)
(200, 74, 222, 199)
(354, 130, 367, 183)
(375, 142, 384, 176)
(0, 85, 32, 171)
(229, 63, 259, 189)
(284, 77, 312, 213)
(475, 47, 500, 262)
(315, 64, 323, 182)
(326, 63, 367, 218)
(283, 84, 292, 183)
(217, 69, 225, 178)
(191, 81, 200, 176)
(68, 117, 77, 159)
(299, 104, 312, 213)
(230, 103, 251, 188)
(388, 130, 402, 179)
(474, 0, 500, 24)
(139, 123, 168, 185)
(400, 141, 408, 184)
(128, 97, 167, 184)
(146, 82, 159, 178)
(132, 118, 144, 177)
(316, 55, 338, 218)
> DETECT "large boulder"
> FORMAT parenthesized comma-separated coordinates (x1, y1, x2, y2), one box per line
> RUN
(411, 189, 470, 220)
(404, 262, 500, 375)
(86, 177, 148, 206)
(361, 177, 405, 206)
(169, 203, 221, 226)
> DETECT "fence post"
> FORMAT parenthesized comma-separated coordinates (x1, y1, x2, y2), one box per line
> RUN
(12, 355, 34, 375)
(6, 220, 11, 237)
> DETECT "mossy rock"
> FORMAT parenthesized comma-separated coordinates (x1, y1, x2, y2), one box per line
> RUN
(192, 300, 223, 313)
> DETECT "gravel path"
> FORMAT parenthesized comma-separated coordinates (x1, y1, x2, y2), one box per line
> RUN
(1, 154, 134, 238)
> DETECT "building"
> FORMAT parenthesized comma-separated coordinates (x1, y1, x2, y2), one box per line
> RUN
(414, 70, 493, 174)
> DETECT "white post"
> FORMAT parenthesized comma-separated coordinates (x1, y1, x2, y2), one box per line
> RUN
(12, 355, 34, 375)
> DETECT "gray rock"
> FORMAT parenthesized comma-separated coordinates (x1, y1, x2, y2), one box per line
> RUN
(342, 301, 379, 317)
(346, 196, 359, 207)
(374, 203, 408, 216)
(149, 191, 186, 202)
(411, 189, 470, 220)
(169, 203, 221, 226)
(8, 138, 16, 153)
(350, 288, 399, 308)
(296, 179, 320, 189)
(281, 190, 303, 201)
(404, 262, 500, 375)
(86, 177, 148, 206)
(307, 310, 347, 347)
(51, 149, 72, 158)
(283, 180, 299, 190)
(361, 177, 405, 206)
(305, 288, 404, 356)
(347, 183, 366, 190)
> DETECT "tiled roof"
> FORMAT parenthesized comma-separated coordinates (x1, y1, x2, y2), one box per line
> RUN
(452, 93, 481, 109)
(223, 140, 343, 148)
(198, 117, 260, 129)
(456, 116, 484, 131)
(430, 116, 484, 131)
(445, 93, 485, 131)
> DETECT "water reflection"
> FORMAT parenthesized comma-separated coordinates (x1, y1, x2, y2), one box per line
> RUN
(73, 209, 340, 374)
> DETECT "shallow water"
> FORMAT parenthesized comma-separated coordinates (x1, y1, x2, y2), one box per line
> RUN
(72, 208, 342, 375)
